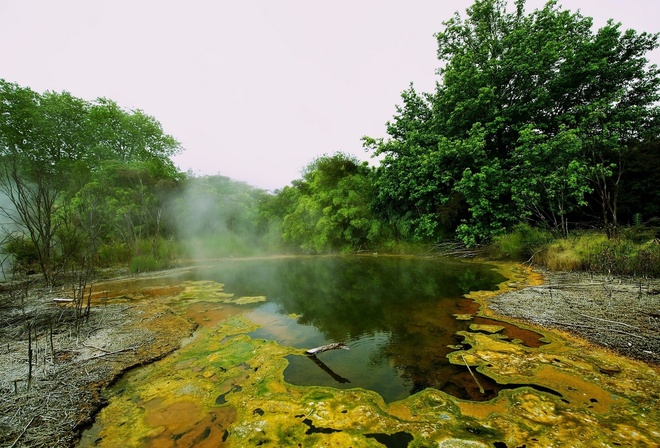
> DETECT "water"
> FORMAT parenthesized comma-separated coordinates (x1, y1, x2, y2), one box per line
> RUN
(183, 255, 542, 402)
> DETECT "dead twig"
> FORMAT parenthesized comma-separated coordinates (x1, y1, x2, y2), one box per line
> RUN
(461, 354, 485, 394)
(82, 342, 112, 353)
(543, 320, 645, 339)
(571, 311, 640, 330)
(9, 415, 36, 448)
(87, 346, 139, 360)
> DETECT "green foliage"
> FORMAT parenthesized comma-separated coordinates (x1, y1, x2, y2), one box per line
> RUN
(535, 231, 660, 277)
(272, 153, 386, 253)
(2, 235, 40, 273)
(170, 175, 271, 258)
(0, 79, 184, 281)
(366, 0, 660, 244)
(129, 238, 179, 273)
(488, 223, 554, 261)
(129, 254, 166, 273)
(97, 242, 130, 266)
(584, 238, 660, 277)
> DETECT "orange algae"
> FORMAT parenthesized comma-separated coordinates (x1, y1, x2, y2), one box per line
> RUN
(78, 266, 660, 448)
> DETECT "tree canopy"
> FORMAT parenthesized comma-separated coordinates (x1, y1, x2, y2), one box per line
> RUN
(0, 80, 182, 282)
(365, 0, 660, 244)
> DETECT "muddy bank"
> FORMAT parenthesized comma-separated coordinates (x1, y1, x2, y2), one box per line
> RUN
(488, 270, 660, 365)
(0, 274, 197, 448)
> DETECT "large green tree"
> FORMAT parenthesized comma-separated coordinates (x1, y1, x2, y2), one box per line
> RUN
(366, 0, 660, 244)
(0, 81, 90, 283)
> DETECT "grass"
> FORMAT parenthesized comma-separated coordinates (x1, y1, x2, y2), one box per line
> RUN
(488, 224, 660, 277)
(487, 223, 554, 261)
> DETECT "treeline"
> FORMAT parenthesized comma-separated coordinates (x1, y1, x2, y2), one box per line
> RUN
(263, 1, 660, 254)
(2, 0, 660, 284)
(363, 0, 660, 245)
(0, 79, 185, 285)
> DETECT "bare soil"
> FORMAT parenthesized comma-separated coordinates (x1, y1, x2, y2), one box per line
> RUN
(488, 270, 660, 365)
(0, 274, 197, 448)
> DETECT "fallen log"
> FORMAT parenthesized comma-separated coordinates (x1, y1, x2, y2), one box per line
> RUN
(305, 342, 349, 356)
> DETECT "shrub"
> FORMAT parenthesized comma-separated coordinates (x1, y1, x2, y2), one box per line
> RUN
(535, 232, 660, 277)
(2, 235, 40, 274)
(585, 238, 660, 277)
(536, 233, 606, 272)
(97, 242, 130, 266)
(488, 223, 554, 261)
(129, 254, 168, 273)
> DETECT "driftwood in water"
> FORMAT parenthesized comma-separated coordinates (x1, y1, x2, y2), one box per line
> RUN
(305, 342, 349, 356)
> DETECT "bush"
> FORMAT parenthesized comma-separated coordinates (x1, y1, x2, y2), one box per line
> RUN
(535, 232, 660, 277)
(129, 238, 179, 273)
(487, 223, 554, 261)
(129, 254, 169, 273)
(179, 234, 266, 260)
(585, 238, 660, 277)
(97, 242, 130, 266)
(2, 235, 40, 274)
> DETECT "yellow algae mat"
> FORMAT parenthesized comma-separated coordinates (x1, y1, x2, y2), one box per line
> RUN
(79, 266, 660, 447)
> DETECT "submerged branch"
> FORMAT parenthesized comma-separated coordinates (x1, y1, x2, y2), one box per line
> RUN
(461, 354, 485, 395)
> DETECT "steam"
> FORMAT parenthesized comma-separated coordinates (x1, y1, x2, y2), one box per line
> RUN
(167, 175, 272, 260)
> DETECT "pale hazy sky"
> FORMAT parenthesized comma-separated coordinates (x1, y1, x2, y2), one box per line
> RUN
(1, 1, 658, 190)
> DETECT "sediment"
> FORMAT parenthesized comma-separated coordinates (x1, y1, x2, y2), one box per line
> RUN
(488, 270, 660, 365)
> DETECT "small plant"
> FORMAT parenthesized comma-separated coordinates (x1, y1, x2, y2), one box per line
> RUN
(488, 223, 554, 261)
(3, 234, 40, 275)
(534, 231, 660, 277)
(130, 254, 168, 273)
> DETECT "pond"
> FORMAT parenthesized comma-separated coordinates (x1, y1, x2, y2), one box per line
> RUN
(184, 255, 543, 403)
(78, 256, 660, 447)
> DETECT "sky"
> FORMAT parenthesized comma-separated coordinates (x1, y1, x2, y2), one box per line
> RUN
(1, 1, 659, 191)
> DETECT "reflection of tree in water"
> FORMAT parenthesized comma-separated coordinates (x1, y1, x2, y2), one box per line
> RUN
(457, 269, 482, 294)
(279, 257, 504, 399)
(202, 256, 506, 400)
(267, 257, 504, 342)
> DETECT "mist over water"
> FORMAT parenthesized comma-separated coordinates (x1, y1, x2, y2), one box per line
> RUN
(169, 175, 270, 260)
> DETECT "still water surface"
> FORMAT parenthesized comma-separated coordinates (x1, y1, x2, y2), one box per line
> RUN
(181, 256, 542, 402)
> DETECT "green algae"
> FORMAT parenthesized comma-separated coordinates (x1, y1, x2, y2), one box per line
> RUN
(79, 264, 660, 448)
(177, 280, 266, 305)
(468, 323, 505, 334)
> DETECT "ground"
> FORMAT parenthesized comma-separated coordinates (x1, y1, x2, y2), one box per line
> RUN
(487, 269, 660, 365)
(0, 264, 658, 447)
(0, 270, 197, 448)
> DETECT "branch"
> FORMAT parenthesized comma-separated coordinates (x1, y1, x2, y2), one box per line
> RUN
(9, 416, 36, 448)
(571, 311, 640, 330)
(305, 342, 349, 355)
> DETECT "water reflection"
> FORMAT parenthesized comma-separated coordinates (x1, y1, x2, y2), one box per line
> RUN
(188, 256, 543, 402)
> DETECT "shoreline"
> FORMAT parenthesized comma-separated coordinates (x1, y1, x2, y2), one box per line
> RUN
(486, 268, 660, 366)
(0, 263, 658, 446)
(0, 291, 196, 448)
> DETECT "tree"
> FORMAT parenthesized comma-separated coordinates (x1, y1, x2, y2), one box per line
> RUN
(367, 0, 660, 244)
(0, 80, 183, 282)
(0, 81, 89, 284)
(275, 153, 382, 253)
